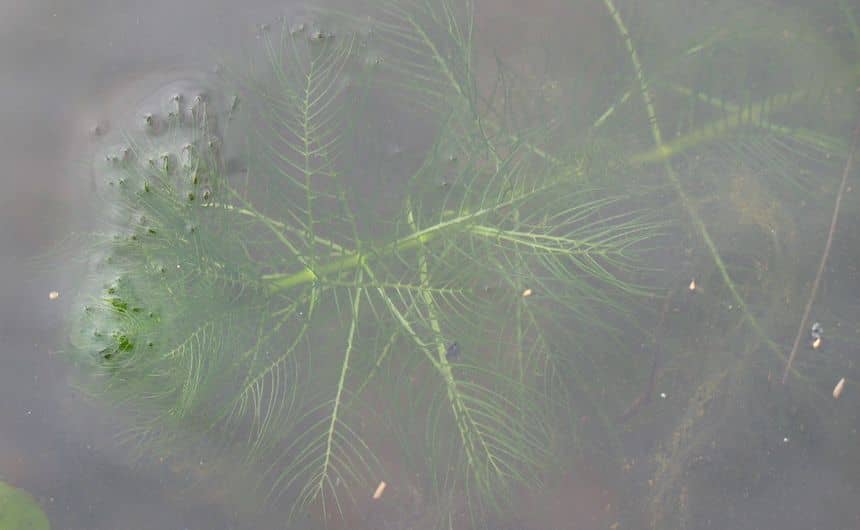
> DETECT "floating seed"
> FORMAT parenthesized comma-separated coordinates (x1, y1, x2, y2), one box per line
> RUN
(372, 481, 386, 500)
(522, 288, 533, 298)
(833, 377, 846, 399)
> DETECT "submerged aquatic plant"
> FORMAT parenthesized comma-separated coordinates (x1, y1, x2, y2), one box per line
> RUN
(65, 0, 860, 527)
(67, 0, 660, 524)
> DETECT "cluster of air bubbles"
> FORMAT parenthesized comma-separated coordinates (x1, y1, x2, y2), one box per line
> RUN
(258, 12, 337, 43)
(104, 145, 135, 167)
(81, 78, 244, 288)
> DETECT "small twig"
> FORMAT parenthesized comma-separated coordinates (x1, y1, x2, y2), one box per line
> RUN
(782, 119, 860, 384)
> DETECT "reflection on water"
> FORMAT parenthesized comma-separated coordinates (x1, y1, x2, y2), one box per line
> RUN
(2, 0, 859, 529)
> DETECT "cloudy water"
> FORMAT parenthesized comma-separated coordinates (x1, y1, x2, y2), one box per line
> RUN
(1, 1, 859, 529)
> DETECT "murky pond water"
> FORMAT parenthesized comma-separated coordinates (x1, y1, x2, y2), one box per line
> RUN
(2, 1, 859, 529)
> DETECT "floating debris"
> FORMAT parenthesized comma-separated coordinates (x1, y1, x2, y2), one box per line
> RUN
(48, 291, 60, 300)
(688, 279, 696, 291)
(833, 377, 846, 399)
(522, 288, 533, 298)
(372, 481, 386, 500)
(445, 342, 460, 361)
(812, 336, 822, 350)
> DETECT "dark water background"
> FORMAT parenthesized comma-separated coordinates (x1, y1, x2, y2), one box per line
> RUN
(1, 0, 859, 529)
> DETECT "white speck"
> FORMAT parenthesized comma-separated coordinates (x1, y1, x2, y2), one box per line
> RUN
(783, 436, 789, 443)
(26, 410, 32, 415)
(48, 291, 60, 300)
(660, 392, 667, 399)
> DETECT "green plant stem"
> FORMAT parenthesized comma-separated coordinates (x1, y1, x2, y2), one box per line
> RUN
(261, 179, 564, 291)
(782, 119, 860, 384)
(602, 0, 787, 365)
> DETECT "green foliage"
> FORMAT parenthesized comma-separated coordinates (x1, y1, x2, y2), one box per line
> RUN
(65, 0, 860, 527)
(0, 481, 50, 530)
(67, 0, 661, 525)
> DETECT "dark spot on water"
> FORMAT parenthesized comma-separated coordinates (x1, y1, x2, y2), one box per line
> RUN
(445, 342, 460, 361)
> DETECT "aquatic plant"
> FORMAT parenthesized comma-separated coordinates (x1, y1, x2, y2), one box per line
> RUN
(64, 0, 860, 527)
(67, 0, 661, 525)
